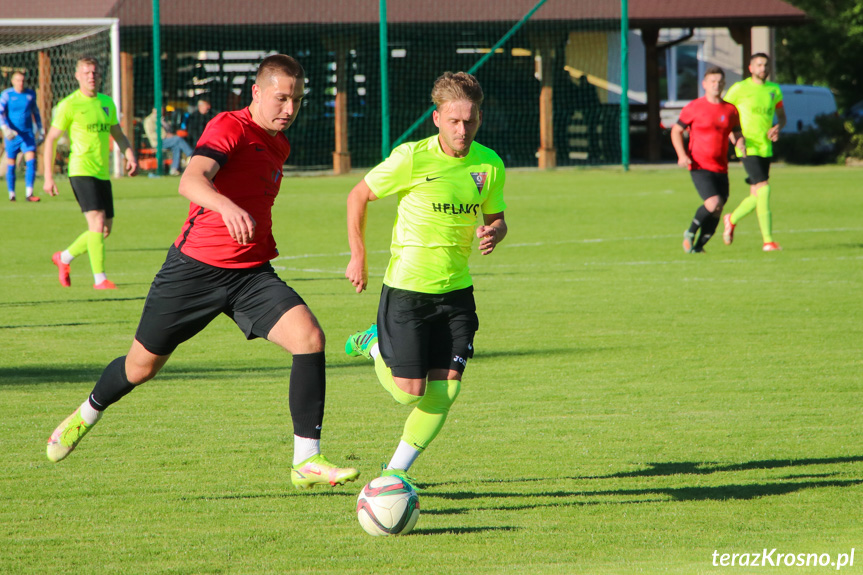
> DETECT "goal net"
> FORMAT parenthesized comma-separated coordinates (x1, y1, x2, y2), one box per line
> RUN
(0, 19, 121, 176)
(132, 1, 622, 171)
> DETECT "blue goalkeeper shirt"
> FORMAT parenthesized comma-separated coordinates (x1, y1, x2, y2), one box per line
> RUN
(0, 88, 42, 135)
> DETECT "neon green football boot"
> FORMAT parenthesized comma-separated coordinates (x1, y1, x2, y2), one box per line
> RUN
(291, 454, 360, 489)
(381, 464, 420, 492)
(46, 408, 97, 463)
(345, 323, 378, 360)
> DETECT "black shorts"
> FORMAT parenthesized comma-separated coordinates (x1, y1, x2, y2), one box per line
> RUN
(377, 285, 479, 379)
(742, 156, 771, 185)
(690, 170, 729, 202)
(134, 246, 306, 356)
(70, 176, 114, 218)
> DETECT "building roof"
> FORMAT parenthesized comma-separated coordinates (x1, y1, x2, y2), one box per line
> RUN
(0, 0, 807, 27)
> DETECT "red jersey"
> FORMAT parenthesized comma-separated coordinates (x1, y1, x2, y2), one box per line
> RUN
(676, 98, 740, 173)
(174, 108, 291, 268)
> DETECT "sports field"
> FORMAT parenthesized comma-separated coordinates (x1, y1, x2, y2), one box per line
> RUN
(2, 164, 861, 574)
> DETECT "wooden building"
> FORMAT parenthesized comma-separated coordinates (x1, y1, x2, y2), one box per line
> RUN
(0, 0, 806, 170)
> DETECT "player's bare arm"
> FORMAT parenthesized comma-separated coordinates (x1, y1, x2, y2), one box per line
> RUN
(178, 155, 256, 246)
(345, 178, 379, 293)
(670, 124, 691, 167)
(769, 107, 787, 142)
(477, 212, 507, 255)
(41, 126, 65, 196)
(109, 124, 138, 176)
(732, 128, 746, 156)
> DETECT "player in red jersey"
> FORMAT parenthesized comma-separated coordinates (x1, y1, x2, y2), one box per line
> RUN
(45, 55, 359, 490)
(671, 66, 746, 253)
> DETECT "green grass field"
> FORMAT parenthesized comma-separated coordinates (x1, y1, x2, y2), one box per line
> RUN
(2, 164, 861, 574)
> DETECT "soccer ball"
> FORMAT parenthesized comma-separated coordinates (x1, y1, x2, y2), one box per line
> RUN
(356, 475, 420, 536)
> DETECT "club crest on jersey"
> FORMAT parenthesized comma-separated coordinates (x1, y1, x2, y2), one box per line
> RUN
(102, 107, 110, 117)
(470, 172, 488, 194)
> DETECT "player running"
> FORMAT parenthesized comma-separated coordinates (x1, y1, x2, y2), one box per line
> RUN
(722, 53, 786, 252)
(0, 70, 43, 202)
(43, 57, 138, 289)
(344, 72, 507, 489)
(45, 54, 359, 490)
(671, 66, 746, 253)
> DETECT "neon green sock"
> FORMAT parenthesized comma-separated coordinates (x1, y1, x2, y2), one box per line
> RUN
(731, 194, 757, 225)
(755, 184, 773, 243)
(402, 380, 461, 451)
(374, 354, 421, 406)
(86, 231, 106, 274)
(67, 231, 90, 258)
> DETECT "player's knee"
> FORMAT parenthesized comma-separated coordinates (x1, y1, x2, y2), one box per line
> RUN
(418, 379, 462, 413)
(124, 360, 160, 385)
(292, 324, 325, 354)
(309, 326, 326, 352)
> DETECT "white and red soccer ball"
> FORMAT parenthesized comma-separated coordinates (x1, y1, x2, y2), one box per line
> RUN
(356, 475, 420, 536)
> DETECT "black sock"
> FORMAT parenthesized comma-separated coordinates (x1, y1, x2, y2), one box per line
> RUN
(688, 205, 711, 235)
(289, 352, 326, 439)
(89, 356, 136, 411)
(695, 212, 721, 249)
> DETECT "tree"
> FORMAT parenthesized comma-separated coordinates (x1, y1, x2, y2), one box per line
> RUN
(776, 0, 863, 110)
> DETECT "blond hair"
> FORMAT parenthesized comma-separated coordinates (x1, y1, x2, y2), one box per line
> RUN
(431, 71, 484, 109)
(76, 57, 100, 71)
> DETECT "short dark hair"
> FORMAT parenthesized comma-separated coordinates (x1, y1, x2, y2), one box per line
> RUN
(703, 66, 725, 79)
(255, 54, 304, 85)
(750, 52, 770, 63)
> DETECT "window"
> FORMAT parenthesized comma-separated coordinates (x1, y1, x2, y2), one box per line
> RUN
(660, 43, 703, 104)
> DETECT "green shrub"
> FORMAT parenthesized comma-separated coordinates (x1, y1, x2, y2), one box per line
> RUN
(774, 114, 863, 164)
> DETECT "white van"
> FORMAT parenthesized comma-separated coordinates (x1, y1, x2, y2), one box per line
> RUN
(778, 84, 837, 134)
(657, 84, 837, 136)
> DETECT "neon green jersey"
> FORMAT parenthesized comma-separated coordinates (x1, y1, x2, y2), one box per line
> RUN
(365, 135, 507, 294)
(724, 78, 783, 158)
(51, 90, 118, 179)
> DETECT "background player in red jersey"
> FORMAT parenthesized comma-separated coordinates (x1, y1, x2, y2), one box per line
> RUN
(671, 66, 746, 253)
(45, 54, 359, 490)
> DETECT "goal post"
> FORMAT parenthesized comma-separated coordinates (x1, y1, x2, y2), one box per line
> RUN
(0, 18, 123, 176)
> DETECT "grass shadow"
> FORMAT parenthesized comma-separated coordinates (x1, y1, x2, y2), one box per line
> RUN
(411, 526, 519, 535)
(0, 360, 365, 387)
(597, 456, 863, 479)
(183, 490, 356, 501)
(421, 455, 863, 487)
(422, 478, 863, 515)
(0, 296, 146, 308)
(0, 365, 107, 385)
(0, 320, 131, 330)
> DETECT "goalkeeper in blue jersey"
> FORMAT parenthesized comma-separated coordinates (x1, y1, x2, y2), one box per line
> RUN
(0, 70, 43, 202)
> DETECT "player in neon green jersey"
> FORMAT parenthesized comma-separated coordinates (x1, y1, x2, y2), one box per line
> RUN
(345, 72, 507, 486)
(722, 53, 786, 252)
(43, 57, 138, 289)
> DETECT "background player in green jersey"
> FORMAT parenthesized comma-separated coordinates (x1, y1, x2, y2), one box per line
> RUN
(722, 53, 786, 252)
(344, 72, 507, 488)
(43, 57, 138, 289)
